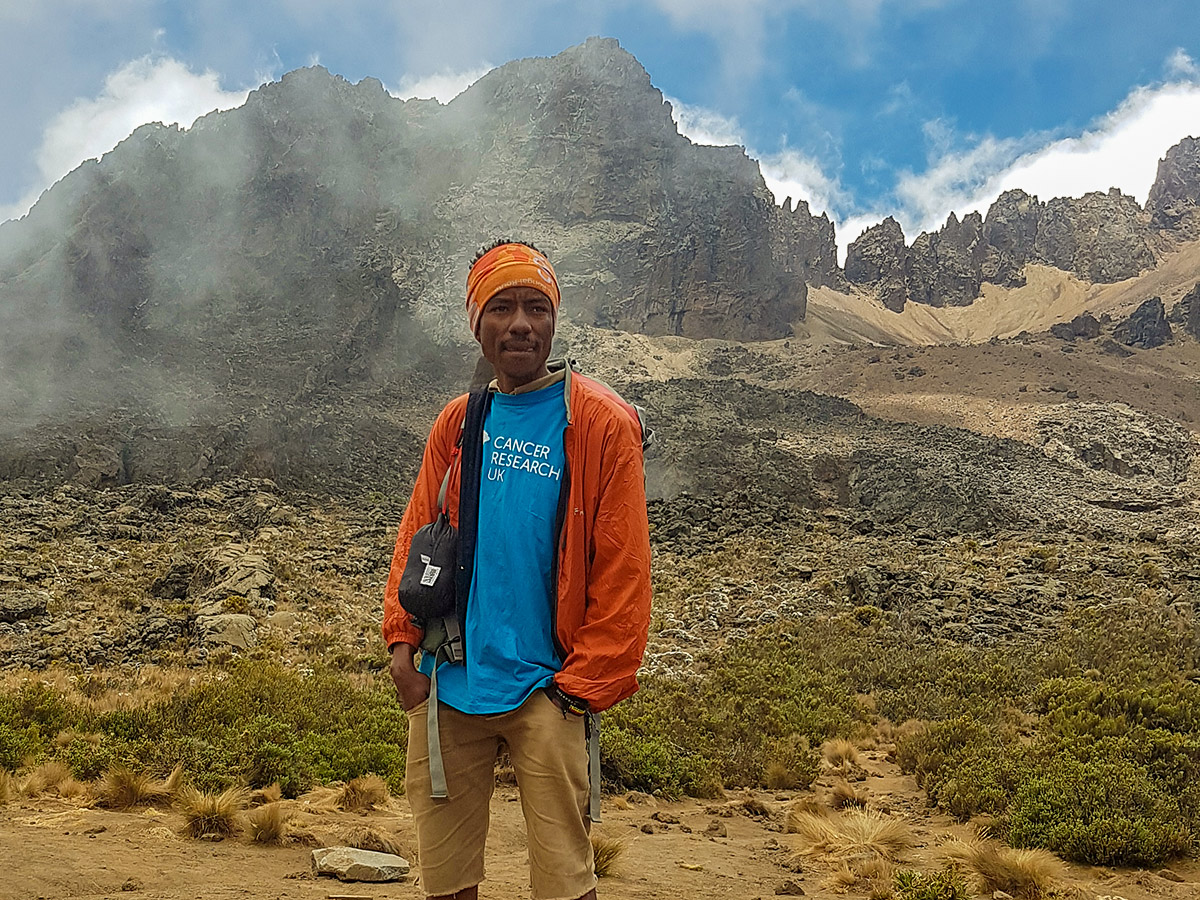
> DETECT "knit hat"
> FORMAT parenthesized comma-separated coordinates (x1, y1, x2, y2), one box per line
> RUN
(465, 242, 560, 335)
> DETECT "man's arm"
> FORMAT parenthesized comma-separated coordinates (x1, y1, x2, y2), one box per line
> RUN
(382, 397, 468, 655)
(554, 410, 652, 712)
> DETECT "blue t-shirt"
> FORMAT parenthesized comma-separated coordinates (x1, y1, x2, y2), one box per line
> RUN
(422, 380, 568, 714)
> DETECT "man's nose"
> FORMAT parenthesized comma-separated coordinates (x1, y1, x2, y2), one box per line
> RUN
(509, 306, 533, 333)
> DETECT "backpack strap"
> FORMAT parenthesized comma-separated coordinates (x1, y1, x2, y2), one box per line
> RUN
(421, 388, 488, 801)
(422, 615, 463, 799)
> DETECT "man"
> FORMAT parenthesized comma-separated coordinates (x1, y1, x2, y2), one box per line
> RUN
(383, 239, 652, 900)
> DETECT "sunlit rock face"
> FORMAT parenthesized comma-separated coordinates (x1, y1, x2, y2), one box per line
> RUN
(1147, 135, 1200, 237)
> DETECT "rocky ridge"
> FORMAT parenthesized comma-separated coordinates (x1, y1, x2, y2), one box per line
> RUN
(845, 186, 1164, 310)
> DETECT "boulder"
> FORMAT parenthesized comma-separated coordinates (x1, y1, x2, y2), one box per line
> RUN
(1113, 297, 1173, 349)
(1049, 311, 1100, 342)
(191, 545, 276, 615)
(195, 614, 258, 650)
(0, 592, 49, 624)
(312, 847, 410, 882)
(71, 443, 126, 489)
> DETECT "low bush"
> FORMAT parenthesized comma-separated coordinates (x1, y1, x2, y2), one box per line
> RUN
(1006, 755, 1191, 866)
(893, 866, 971, 900)
(0, 662, 409, 797)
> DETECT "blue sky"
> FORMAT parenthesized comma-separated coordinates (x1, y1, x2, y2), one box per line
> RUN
(3, 1, 1200, 256)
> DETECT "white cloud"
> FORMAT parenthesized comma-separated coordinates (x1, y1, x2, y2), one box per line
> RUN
(391, 66, 491, 103)
(891, 70, 1200, 241)
(1, 55, 250, 223)
(759, 149, 847, 219)
(668, 94, 847, 230)
(1166, 48, 1199, 80)
(665, 95, 743, 146)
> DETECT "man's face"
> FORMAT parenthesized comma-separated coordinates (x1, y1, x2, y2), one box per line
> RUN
(477, 286, 555, 391)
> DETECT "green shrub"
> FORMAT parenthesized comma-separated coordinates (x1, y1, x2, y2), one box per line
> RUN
(764, 734, 819, 790)
(599, 725, 719, 798)
(0, 722, 42, 771)
(0, 661, 409, 793)
(893, 866, 971, 900)
(1007, 755, 1192, 866)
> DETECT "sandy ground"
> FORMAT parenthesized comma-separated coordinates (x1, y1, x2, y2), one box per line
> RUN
(4, 747, 1198, 900)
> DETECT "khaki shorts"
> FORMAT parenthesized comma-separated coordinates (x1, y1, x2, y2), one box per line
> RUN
(405, 689, 596, 900)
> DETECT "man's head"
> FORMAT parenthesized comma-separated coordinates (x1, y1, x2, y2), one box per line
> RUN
(466, 240, 559, 392)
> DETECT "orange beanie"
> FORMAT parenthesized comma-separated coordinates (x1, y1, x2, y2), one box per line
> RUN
(466, 242, 560, 334)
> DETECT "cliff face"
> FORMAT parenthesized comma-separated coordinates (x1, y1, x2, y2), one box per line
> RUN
(0, 38, 842, 489)
(1147, 136, 1200, 238)
(0, 39, 835, 370)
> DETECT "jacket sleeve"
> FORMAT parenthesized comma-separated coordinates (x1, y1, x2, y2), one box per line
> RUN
(382, 397, 467, 651)
(554, 410, 652, 712)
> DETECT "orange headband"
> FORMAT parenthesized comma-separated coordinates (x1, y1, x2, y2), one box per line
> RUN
(465, 243, 560, 334)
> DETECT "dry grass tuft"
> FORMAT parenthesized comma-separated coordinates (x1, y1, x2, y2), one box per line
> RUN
(94, 764, 181, 809)
(591, 833, 626, 878)
(785, 796, 828, 829)
(789, 809, 914, 862)
(246, 801, 291, 845)
(54, 729, 102, 749)
(893, 720, 927, 742)
(341, 824, 404, 856)
(20, 760, 73, 797)
(945, 836, 1063, 898)
(161, 764, 184, 795)
(831, 779, 868, 809)
(177, 785, 249, 838)
(821, 738, 860, 769)
(0, 770, 15, 804)
(336, 774, 390, 812)
(765, 761, 796, 789)
(827, 862, 860, 890)
(250, 783, 283, 805)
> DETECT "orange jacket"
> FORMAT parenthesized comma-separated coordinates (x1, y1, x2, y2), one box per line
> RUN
(382, 367, 652, 712)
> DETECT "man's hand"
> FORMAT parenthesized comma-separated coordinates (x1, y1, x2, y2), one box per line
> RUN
(544, 682, 589, 717)
(389, 642, 430, 711)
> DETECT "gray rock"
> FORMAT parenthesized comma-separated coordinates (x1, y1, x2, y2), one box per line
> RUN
(1169, 282, 1200, 339)
(906, 211, 987, 308)
(845, 216, 909, 312)
(1033, 188, 1154, 283)
(1147, 136, 1200, 236)
(195, 614, 258, 650)
(0, 592, 49, 624)
(312, 847, 410, 883)
(1114, 297, 1173, 349)
(981, 189, 1039, 286)
(71, 443, 126, 489)
(1049, 311, 1100, 341)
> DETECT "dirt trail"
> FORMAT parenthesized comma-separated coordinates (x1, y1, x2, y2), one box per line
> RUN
(3, 747, 1198, 900)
